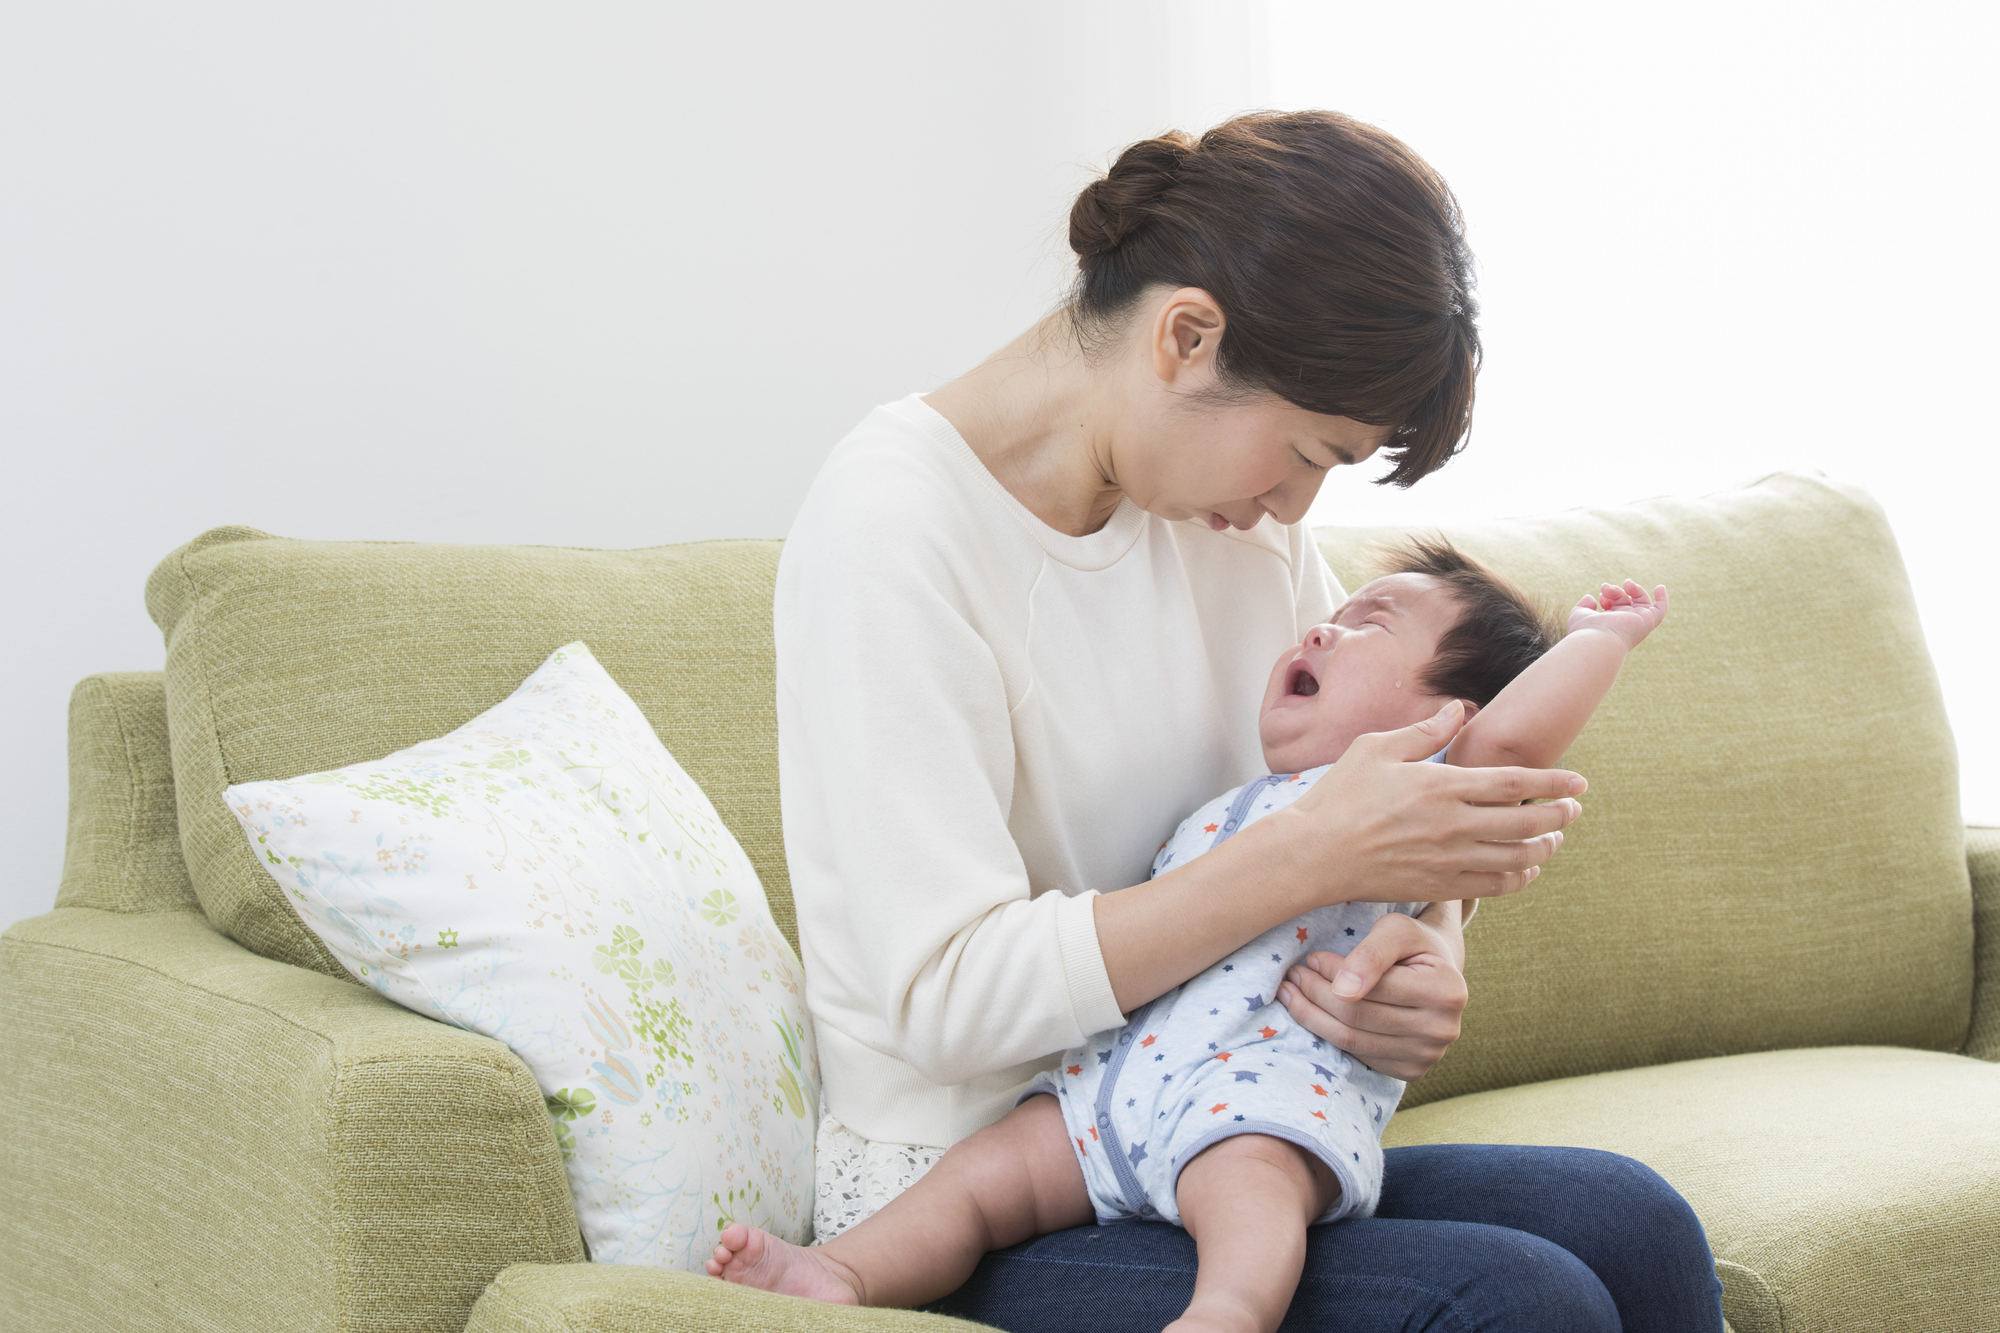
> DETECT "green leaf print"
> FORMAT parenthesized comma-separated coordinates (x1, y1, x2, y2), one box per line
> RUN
(699, 890, 739, 927)
(485, 749, 532, 770)
(774, 1067, 807, 1119)
(546, 1087, 597, 1121)
(712, 1184, 763, 1231)
(610, 924, 643, 955)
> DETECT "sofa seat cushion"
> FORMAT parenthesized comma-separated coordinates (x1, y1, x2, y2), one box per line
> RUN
(1382, 1046, 2000, 1333)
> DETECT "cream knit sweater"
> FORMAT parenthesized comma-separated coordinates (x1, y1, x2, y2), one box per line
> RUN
(776, 395, 1343, 1154)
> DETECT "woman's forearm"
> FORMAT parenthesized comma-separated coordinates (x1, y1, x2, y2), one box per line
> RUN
(1091, 812, 1322, 1013)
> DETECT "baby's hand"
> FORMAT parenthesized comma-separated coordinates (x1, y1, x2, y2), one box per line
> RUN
(1567, 579, 1668, 647)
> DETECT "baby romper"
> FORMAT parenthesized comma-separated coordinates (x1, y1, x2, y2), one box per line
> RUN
(1026, 760, 1434, 1225)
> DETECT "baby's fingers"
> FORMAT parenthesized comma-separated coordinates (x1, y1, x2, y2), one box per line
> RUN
(1576, 593, 1601, 612)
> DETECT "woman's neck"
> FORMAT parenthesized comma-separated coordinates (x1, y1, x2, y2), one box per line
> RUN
(922, 313, 1127, 538)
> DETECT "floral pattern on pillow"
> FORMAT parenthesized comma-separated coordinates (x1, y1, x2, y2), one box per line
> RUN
(226, 642, 816, 1268)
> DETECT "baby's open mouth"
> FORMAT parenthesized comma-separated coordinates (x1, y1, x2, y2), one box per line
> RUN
(1286, 660, 1320, 698)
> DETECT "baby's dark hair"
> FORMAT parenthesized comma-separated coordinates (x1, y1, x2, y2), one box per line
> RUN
(1376, 537, 1561, 706)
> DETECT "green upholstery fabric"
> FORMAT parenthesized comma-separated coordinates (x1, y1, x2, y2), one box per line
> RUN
(57, 672, 200, 914)
(1315, 472, 1972, 1109)
(466, 1264, 993, 1333)
(1382, 1046, 2000, 1333)
(145, 528, 792, 978)
(1965, 827, 2000, 1061)
(0, 907, 584, 1332)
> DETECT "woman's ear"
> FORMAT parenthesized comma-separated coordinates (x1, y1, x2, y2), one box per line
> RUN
(1151, 287, 1226, 387)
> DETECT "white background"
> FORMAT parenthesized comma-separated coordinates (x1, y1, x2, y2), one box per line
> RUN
(4, 3, 1994, 930)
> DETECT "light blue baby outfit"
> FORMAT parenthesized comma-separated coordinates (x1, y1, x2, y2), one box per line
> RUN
(1026, 758, 1437, 1226)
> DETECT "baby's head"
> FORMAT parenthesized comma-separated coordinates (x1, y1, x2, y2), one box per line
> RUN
(1260, 539, 1560, 773)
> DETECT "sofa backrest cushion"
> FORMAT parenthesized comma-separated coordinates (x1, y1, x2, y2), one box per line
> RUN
(147, 527, 789, 980)
(1317, 472, 1972, 1108)
(58, 672, 202, 915)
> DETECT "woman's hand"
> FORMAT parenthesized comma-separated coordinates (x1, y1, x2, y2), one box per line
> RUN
(1276, 905, 1467, 1081)
(1277, 699, 1586, 906)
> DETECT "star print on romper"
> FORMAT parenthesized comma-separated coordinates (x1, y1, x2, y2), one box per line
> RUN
(1243, 995, 1264, 1010)
(1233, 1071, 1260, 1082)
(1344, 927, 1356, 936)
(1128, 1142, 1148, 1165)
(1313, 1063, 1337, 1080)
(1097, 1050, 1113, 1065)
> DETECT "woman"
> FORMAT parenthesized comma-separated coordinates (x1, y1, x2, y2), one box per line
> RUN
(776, 112, 1724, 1330)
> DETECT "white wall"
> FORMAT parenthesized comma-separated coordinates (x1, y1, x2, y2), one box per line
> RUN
(7, 3, 1992, 931)
(0, 2, 1265, 928)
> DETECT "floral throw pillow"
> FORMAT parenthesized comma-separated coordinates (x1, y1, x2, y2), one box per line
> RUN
(225, 642, 816, 1268)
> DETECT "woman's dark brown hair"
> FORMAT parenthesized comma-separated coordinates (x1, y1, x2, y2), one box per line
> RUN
(1069, 111, 1480, 487)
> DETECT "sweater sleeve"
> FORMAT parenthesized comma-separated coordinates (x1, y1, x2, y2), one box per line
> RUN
(777, 488, 1122, 1089)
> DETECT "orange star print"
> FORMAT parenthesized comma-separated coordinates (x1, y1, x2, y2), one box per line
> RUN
(1259, 1025, 1278, 1040)
(1210, 1103, 1229, 1115)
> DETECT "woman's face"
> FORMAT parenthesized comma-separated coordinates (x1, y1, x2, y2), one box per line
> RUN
(1115, 397, 1388, 531)
(1106, 288, 1391, 530)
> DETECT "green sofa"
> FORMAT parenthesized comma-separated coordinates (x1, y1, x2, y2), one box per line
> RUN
(4, 472, 1995, 1333)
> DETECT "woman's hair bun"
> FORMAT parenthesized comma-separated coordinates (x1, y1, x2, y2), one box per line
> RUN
(1069, 130, 1196, 258)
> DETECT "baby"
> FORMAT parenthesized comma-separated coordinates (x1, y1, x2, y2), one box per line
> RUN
(709, 538, 1668, 1333)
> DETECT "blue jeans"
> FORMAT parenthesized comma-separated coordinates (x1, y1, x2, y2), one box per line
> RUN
(926, 1144, 1725, 1332)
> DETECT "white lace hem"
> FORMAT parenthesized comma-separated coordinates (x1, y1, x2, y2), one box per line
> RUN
(812, 1093, 944, 1243)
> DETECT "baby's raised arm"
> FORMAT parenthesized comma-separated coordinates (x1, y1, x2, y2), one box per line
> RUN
(1446, 579, 1667, 771)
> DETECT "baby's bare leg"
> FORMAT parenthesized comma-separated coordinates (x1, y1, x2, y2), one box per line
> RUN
(708, 1093, 1092, 1308)
(1167, 1134, 1341, 1333)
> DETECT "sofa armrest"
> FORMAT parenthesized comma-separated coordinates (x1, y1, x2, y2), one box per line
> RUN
(1967, 826, 2000, 1061)
(0, 907, 583, 1333)
(467, 1263, 994, 1333)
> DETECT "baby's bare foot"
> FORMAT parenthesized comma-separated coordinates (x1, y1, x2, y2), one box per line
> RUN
(705, 1223, 863, 1305)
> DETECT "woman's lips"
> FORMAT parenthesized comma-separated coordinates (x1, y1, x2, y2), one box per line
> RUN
(1208, 512, 1230, 531)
